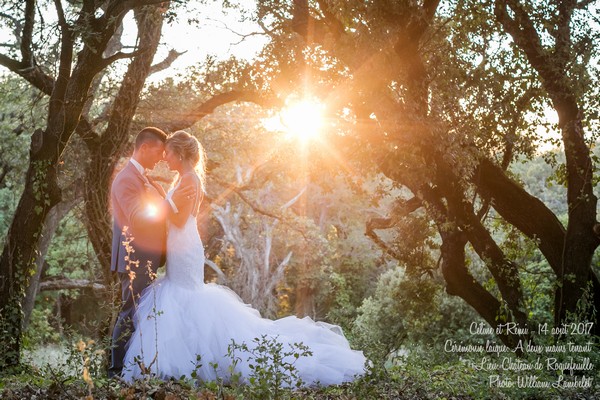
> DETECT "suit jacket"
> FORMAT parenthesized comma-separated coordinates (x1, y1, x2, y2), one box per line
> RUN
(110, 161, 167, 274)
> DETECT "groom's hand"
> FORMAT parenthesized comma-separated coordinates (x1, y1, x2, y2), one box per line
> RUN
(145, 177, 166, 198)
(171, 185, 196, 209)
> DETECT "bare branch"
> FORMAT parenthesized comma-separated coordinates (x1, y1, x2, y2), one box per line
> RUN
(164, 90, 283, 132)
(0, 11, 23, 43)
(212, 176, 310, 240)
(365, 229, 404, 261)
(39, 278, 106, 292)
(365, 196, 423, 260)
(149, 49, 186, 75)
(53, 0, 68, 30)
(366, 197, 422, 230)
(204, 259, 226, 280)
(576, 0, 596, 9)
(0, 53, 54, 95)
(206, 16, 269, 47)
(257, 19, 278, 39)
(20, 0, 35, 66)
(212, 203, 291, 316)
(226, 183, 285, 222)
(494, 0, 551, 70)
(280, 186, 307, 210)
(98, 49, 143, 70)
(315, 0, 346, 39)
(0, 53, 23, 72)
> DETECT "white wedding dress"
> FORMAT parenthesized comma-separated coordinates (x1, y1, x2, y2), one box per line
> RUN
(121, 189, 366, 386)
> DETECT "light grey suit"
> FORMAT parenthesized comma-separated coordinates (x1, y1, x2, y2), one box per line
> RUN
(109, 161, 167, 377)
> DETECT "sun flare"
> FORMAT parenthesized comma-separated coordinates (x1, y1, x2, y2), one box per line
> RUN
(145, 203, 158, 218)
(263, 99, 325, 141)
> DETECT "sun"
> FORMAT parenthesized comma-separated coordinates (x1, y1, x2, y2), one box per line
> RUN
(263, 99, 325, 141)
(281, 99, 325, 140)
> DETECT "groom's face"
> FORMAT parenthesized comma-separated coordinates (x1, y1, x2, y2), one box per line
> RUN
(143, 141, 165, 169)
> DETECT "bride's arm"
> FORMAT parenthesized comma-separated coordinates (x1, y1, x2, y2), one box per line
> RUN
(146, 177, 166, 198)
(168, 174, 198, 227)
(144, 177, 194, 216)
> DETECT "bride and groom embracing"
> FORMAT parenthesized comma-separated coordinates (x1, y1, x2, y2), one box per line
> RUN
(108, 127, 366, 386)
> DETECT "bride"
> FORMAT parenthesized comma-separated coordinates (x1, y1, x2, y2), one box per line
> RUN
(122, 130, 366, 386)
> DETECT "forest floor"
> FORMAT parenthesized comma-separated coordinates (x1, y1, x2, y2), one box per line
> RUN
(1, 343, 599, 399)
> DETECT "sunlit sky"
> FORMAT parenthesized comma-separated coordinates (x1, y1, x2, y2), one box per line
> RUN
(0, 2, 326, 142)
(125, 2, 268, 80)
(0, 2, 574, 150)
(0, 2, 267, 78)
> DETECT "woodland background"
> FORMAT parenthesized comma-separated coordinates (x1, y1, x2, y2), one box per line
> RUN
(0, 0, 599, 399)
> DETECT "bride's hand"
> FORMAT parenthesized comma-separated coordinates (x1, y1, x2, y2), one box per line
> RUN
(145, 178, 166, 198)
(171, 185, 196, 207)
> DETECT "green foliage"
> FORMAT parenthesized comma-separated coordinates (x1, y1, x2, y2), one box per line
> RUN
(0, 76, 46, 241)
(45, 209, 100, 280)
(227, 335, 312, 399)
(22, 306, 61, 348)
(20, 208, 105, 341)
(3, 336, 600, 399)
(3, 1, 600, 397)
(352, 267, 438, 362)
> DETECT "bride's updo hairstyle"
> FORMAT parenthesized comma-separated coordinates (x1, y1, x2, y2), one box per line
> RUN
(167, 130, 207, 191)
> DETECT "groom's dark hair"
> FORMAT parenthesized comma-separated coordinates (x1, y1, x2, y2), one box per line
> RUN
(135, 127, 167, 149)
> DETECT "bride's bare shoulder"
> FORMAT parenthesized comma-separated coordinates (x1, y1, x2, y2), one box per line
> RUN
(180, 172, 200, 188)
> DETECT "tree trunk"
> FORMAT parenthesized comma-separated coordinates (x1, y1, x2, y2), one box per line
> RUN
(494, 0, 600, 332)
(475, 157, 600, 334)
(294, 285, 315, 318)
(0, 61, 103, 369)
(76, 6, 167, 371)
(555, 106, 599, 329)
(0, 153, 61, 368)
(439, 229, 523, 350)
(418, 181, 529, 348)
(474, 158, 566, 272)
(0, 0, 148, 369)
(83, 6, 166, 284)
(22, 197, 80, 329)
(294, 0, 532, 344)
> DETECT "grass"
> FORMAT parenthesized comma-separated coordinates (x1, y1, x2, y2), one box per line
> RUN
(1, 343, 599, 399)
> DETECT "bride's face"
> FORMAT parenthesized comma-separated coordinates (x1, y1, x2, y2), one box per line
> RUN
(164, 145, 182, 171)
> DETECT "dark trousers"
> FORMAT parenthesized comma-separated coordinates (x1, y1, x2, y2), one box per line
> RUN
(108, 269, 154, 378)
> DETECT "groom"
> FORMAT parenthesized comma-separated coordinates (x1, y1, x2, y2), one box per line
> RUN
(108, 127, 192, 378)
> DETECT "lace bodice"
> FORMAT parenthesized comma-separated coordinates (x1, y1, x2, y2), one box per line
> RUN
(165, 189, 205, 289)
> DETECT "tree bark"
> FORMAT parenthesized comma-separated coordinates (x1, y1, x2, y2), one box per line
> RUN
(474, 158, 566, 272)
(422, 181, 529, 347)
(439, 229, 523, 349)
(83, 5, 166, 284)
(0, 152, 62, 367)
(38, 278, 106, 292)
(494, 0, 599, 331)
(291, 0, 533, 343)
(0, 0, 161, 369)
(22, 196, 80, 329)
